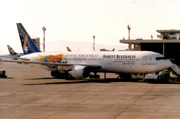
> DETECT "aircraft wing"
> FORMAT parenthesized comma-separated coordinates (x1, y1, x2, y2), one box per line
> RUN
(0, 59, 102, 68)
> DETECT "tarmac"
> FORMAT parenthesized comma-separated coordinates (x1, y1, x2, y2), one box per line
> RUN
(1, 62, 180, 119)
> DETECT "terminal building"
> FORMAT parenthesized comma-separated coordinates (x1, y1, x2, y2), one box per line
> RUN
(120, 30, 180, 65)
(32, 37, 40, 51)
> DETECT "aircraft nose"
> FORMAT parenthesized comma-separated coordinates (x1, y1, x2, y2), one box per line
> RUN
(164, 59, 172, 69)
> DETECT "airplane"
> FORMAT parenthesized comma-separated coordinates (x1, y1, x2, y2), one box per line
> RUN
(67, 47, 115, 52)
(66, 47, 72, 52)
(7, 45, 18, 56)
(0, 45, 22, 60)
(7, 45, 23, 58)
(1, 50, 172, 80)
(100, 48, 115, 51)
(1, 23, 172, 80)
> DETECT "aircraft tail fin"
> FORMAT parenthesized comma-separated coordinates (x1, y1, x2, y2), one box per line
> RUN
(16, 23, 41, 54)
(66, 47, 72, 52)
(7, 45, 17, 55)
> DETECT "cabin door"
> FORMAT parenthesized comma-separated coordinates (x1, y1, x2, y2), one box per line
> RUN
(142, 56, 147, 65)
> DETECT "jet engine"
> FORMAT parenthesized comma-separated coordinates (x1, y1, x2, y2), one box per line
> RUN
(69, 66, 90, 79)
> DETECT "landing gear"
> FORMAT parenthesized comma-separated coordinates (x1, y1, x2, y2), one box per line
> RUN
(89, 74, 100, 78)
(145, 70, 172, 83)
(51, 71, 69, 79)
(89, 72, 100, 79)
(120, 73, 132, 80)
(146, 75, 172, 83)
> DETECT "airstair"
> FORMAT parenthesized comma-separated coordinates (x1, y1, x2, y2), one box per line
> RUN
(170, 63, 180, 77)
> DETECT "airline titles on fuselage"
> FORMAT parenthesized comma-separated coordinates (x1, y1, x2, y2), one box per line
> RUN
(65, 54, 136, 59)
(103, 54, 136, 59)
(65, 54, 98, 58)
(64, 54, 138, 65)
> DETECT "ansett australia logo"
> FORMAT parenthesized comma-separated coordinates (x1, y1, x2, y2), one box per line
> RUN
(103, 55, 136, 59)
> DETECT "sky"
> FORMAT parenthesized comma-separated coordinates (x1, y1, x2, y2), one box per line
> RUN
(0, 0, 180, 54)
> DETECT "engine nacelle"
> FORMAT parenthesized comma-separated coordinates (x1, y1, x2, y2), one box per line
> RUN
(69, 66, 90, 79)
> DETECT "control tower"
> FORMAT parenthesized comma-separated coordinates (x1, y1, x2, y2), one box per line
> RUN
(157, 30, 180, 40)
(32, 37, 40, 51)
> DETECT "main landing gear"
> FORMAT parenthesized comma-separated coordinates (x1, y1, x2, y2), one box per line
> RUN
(51, 71, 76, 80)
(89, 72, 100, 79)
(119, 73, 132, 80)
(51, 71, 68, 79)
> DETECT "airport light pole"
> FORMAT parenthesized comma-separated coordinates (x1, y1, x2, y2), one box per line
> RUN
(151, 35, 153, 40)
(93, 35, 95, 51)
(42, 27, 46, 52)
(127, 25, 131, 50)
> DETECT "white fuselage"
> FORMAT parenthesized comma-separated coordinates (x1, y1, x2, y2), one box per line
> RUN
(20, 51, 172, 74)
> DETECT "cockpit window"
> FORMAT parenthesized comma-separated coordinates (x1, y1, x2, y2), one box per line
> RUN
(156, 57, 166, 60)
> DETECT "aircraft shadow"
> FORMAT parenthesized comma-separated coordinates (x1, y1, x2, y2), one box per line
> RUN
(23, 78, 142, 85)
(26, 77, 54, 80)
(0, 77, 14, 79)
(146, 81, 180, 84)
(23, 78, 180, 85)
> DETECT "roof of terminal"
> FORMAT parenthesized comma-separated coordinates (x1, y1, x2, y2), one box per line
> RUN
(156, 30, 180, 33)
(120, 39, 180, 44)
